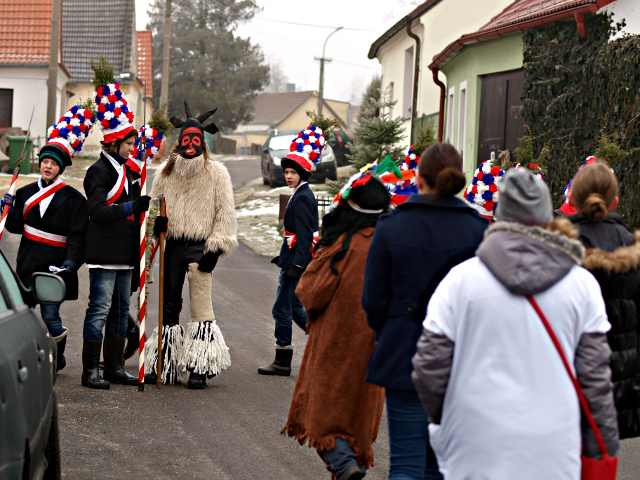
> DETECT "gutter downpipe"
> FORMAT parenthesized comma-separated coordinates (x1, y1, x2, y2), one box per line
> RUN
(406, 16, 421, 145)
(431, 67, 446, 142)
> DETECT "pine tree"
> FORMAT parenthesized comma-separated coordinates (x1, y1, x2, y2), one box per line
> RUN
(348, 84, 406, 170)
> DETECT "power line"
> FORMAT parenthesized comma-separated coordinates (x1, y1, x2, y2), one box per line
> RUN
(254, 17, 376, 32)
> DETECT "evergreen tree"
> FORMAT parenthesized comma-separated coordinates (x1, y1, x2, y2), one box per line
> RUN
(148, 0, 270, 132)
(348, 84, 405, 170)
(358, 75, 381, 121)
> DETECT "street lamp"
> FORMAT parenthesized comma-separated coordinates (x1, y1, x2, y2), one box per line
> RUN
(316, 26, 343, 116)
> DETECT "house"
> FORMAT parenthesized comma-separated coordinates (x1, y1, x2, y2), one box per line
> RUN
(0, 0, 72, 146)
(430, 0, 636, 181)
(367, 0, 515, 148)
(229, 91, 349, 152)
(62, 0, 153, 153)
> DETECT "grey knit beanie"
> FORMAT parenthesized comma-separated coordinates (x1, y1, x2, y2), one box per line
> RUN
(495, 168, 553, 226)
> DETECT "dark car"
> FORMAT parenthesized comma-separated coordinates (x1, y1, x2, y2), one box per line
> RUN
(0, 249, 66, 480)
(327, 130, 354, 167)
(261, 129, 338, 187)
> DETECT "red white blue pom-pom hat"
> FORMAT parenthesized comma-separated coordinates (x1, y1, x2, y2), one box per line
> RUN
(127, 124, 165, 172)
(558, 155, 597, 215)
(463, 160, 505, 220)
(94, 82, 135, 143)
(281, 125, 326, 179)
(41, 105, 96, 172)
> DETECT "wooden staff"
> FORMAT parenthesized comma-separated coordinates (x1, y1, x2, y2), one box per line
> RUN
(156, 196, 166, 389)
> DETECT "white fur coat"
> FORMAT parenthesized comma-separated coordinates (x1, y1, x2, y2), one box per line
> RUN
(151, 142, 237, 255)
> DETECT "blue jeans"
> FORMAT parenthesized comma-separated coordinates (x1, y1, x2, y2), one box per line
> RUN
(272, 268, 307, 347)
(386, 389, 443, 480)
(322, 438, 365, 478)
(83, 268, 132, 341)
(40, 303, 64, 337)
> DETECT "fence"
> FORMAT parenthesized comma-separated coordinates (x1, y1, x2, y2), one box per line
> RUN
(278, 194, 333, 222)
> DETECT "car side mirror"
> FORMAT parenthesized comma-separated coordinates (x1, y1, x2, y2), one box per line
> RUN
(263, 147, 269, 154)
(31, 272, 66, 304)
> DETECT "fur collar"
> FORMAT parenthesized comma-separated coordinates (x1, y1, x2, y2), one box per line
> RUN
(485, 219, 585, 264)
(582, 230, 640, 274)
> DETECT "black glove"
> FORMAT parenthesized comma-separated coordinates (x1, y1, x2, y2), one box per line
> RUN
(198, 250, 222, 273)
(283, 265, 303, 282)
(270, 256, 280, 265)
(132, 195, 151, 214)
(154, 216, 168, 236)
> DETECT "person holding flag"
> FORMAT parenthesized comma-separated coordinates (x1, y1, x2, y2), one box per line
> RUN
(80, 57, 150, 389)
(2, 104, 95, 372)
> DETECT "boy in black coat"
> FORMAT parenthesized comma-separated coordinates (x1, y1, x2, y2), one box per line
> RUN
(258, 126, 323, 376)
(3, 105, 95, 371)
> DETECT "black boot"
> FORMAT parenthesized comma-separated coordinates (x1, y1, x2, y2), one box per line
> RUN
(103, 338, 138, 385)
(81, 339, 110, 389)
(53, 328, 68, 372)
(123, 314, 140, 360)
(258, 348, 293, 376)
(187, 371, 206, 389)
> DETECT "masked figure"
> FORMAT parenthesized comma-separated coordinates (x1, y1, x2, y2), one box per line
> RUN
(144, 102, 237, 389)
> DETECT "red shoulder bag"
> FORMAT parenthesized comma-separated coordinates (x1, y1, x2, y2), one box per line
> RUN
(526, 295, 618, 480)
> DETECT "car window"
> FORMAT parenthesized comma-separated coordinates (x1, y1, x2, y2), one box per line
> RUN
(269, 135, 296, 151)
(0, 252, 24, 308)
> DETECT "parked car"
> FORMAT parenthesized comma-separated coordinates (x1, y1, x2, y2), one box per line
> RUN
(327, 130, 354, 167)
(0, 249, 66, 480)
(261, 129, 338, 187)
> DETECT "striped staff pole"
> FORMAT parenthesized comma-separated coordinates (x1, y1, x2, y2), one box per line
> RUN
(0, 106, 35, 242)
(138, 150, 148, 391)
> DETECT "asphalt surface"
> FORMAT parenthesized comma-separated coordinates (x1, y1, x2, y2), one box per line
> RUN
(1, 156, 391, 480)
(4, 156, 640, 479)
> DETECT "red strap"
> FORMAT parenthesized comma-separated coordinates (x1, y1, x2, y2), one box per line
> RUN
(526, 295, 609, 457)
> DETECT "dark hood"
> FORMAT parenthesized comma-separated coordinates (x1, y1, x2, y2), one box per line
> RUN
(477, 221, 585, 295)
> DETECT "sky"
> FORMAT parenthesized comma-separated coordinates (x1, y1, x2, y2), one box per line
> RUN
(135, 0, 421, 105)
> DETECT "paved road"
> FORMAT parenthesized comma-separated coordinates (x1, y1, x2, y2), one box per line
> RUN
(1, 156, 391, 480)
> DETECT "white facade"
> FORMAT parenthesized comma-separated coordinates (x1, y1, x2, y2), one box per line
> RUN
(606, 0, 640, 36)
(0, 65, 70, 146)
(372, 0, 514, 147)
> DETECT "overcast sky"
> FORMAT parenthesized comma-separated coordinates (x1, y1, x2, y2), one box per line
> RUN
(135, 0, 421, 105)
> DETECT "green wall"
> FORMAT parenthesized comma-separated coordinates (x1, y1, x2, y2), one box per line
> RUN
(441, 33, 524, 183)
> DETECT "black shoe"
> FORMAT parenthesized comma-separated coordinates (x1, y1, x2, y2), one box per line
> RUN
(81, 339, 110, 389)
(55, 336, 67, 372)
(337, 465, 365, 480)
(103, 338, 138, 385)
(123, 313, 140, 360)
(187, 372, 206, 389)
(258, 348, 293, 376)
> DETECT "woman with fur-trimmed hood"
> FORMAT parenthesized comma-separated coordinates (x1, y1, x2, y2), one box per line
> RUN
(568, 160, 640, 439)
(144, 102, 237, 389)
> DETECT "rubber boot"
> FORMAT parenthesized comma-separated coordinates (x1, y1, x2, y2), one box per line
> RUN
(53, 327, 68, 372)
(81, 339, 110, 389)
(103, 338, 138, 385)
(258, 347, 293, 376)
(123, 313, 140, 361)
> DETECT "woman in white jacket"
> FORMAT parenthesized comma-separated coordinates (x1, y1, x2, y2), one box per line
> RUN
(411, 168, 618, 480)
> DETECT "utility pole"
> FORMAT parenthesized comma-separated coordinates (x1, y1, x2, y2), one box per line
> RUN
(316, 26, 343, 116)
(47, 0, 61, 129)
(160, 0, 172, 107)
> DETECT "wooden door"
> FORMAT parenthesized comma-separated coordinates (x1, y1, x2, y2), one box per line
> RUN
(0, 89, 12, 128)
(477, 70, 526, 166)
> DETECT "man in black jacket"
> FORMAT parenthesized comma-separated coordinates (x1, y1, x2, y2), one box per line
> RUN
(258, 126, 322, 376)
(3, 106, 94, 372)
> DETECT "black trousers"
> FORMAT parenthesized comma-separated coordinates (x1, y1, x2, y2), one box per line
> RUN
(163, 237, 205, 325)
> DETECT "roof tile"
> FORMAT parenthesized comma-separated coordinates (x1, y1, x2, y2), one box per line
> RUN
(136, 30, 153, 96)
(250, 91, 315, 125)
(0, 0, 54, 64)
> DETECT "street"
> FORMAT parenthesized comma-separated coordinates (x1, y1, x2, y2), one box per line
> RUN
(1, 156, 390, 480)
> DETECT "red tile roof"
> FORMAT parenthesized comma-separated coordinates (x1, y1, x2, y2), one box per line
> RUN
(0, 0, 55, 64)
(137, 30, 153, 96)
(430, 0, 616, 69)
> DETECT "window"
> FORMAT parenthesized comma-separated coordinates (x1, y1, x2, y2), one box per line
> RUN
(0, 89, 13, 129)
(458, 81, 467, 155)
(0, 251, 24, 309)
(447, 87, 455, 146)
(403, 47, 414, 119)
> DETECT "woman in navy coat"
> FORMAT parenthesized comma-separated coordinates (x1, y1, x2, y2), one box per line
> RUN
(362, 143, 488, 479)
